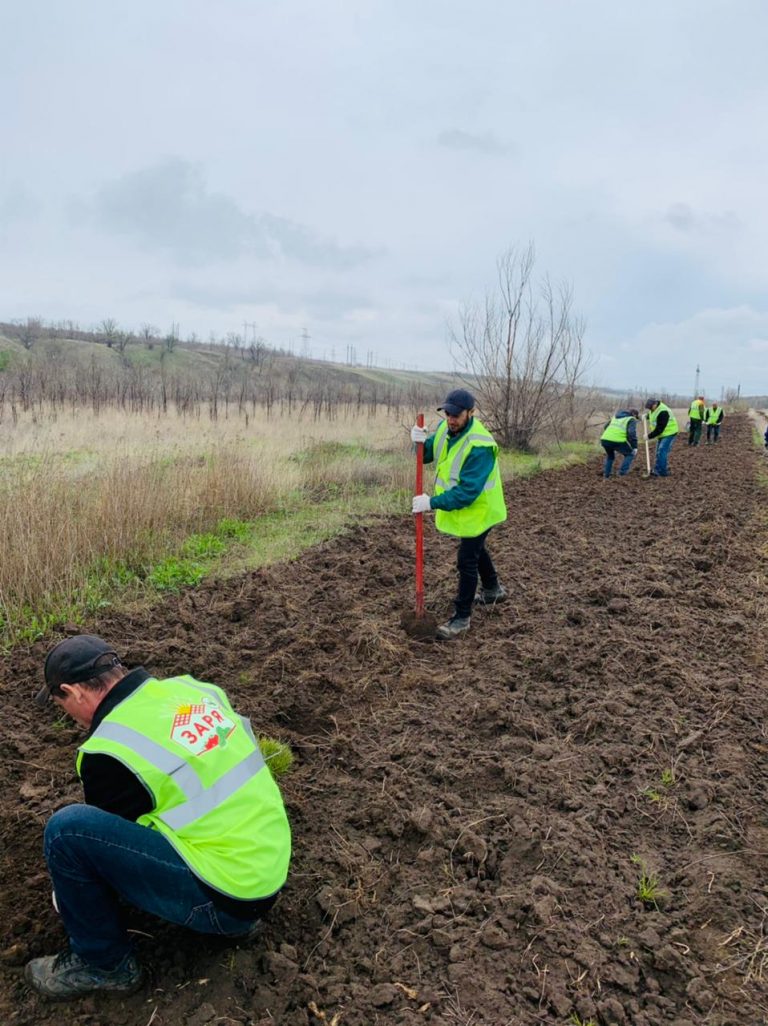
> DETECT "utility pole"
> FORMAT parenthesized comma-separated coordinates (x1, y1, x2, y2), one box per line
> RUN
(694, 364, 700, 396)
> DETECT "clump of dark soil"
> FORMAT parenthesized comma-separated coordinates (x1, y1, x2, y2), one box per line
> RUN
(2, 417, 768, 1025)
(400, 608, 439, 639)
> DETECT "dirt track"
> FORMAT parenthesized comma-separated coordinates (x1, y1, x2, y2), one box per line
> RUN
(2, 415, 768, 1026)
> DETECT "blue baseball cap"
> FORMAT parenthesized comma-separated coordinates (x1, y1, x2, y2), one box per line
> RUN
(437, 389, 476, 416)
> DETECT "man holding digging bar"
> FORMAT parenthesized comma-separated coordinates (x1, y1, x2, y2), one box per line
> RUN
(410, 388, 508, 640)
(25, 634, 291, 1000)
(645, 398, 679, 477)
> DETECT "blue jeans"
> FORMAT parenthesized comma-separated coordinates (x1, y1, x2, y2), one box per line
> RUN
(601, 440, 635, 477)
(45, 805, 265, 968)
(653, 434, 675, 476)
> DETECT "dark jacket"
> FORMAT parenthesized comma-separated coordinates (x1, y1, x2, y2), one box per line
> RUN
(647, 408, 670, 440)
(80, 667, 276, 919)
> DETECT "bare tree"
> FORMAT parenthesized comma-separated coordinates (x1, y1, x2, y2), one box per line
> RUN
(99, 318, 119, 348)
(449, 243, 591, 450)
(115, 330, 134, 355)
(164, 323, 179, 353)
(139, 323, 158, 349)
(248, 337, 270, 372)
(17, 317, 42, 350)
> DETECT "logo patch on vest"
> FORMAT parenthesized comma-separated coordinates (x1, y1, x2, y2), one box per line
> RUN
(171, 702, 236, 755)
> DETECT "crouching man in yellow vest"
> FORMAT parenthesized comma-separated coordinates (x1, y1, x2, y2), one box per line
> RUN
(411, 389, 508, 640)
(26, 635, 291, 1000)
(599, 408, 640, 478)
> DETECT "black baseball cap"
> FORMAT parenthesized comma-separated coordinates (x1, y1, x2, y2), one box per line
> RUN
(644, 398, 659, 409)
(437, 388, 476, 417)
(36, 635, 120, 706)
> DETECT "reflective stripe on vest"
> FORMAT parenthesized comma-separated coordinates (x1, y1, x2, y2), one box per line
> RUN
(94, 721, 202, 799)
(601, 416, 632, 443)
(432, 418, 507, 538)
(161, 748, 265, 830)
(434, 431, 499, 491)
(77, 676, 290, 899)
(93, 721, 266, 827)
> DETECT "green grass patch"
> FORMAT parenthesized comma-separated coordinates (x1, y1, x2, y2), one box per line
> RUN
(631, 854, 667, 909)
(498, 441, 593, 480)
(181, 533, 227, 560)
(148, 557, 207, 591)
(215, 517, 252, 540)
(258, 736, 294, 779)
(290, 440, 370, 463)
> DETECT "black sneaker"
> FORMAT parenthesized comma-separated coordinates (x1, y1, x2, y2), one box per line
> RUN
(475, 584, 508, 605)
(436, 616, 471, 640)
(25, 950, 143, 1001)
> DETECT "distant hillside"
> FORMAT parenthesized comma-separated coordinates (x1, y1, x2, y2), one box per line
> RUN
(0, 323, 461, 412)
(2, 321, 746, 414)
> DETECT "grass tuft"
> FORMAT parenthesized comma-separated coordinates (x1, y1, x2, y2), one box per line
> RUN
(631, 854, 668, 909)
(258, 736, 294, 779)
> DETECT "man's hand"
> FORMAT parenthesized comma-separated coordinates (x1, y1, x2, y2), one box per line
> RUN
(410, 425, 428, 444)
(631, 449, 638, 456)
(412, 494, 432, 514)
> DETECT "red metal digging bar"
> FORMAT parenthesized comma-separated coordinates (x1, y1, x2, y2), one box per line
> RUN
(414, 412, 425, 617)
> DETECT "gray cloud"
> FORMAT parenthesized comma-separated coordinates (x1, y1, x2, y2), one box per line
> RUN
(81, 159, 377, 269)
(437, 129, 508, 155)
(664, 202, 741, 235)
(0, 185, 40, 234)
(171, 280, 374, 320)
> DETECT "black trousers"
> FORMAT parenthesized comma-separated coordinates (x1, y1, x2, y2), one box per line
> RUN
(455, 528, 498, 619)
(706, 424, 721, 442)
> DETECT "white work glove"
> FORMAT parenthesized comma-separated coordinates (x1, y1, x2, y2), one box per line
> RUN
(410, 424, 428, 444)
(52, 890, 59, 913)
(412, 493, 432, 514)
(631, 449, 638, 456)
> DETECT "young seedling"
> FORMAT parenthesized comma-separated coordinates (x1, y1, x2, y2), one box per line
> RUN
(640, 767, 676, 803)
(631, 854, 667, 909)
(569, 1015, 597, 1026)
(258, 736, 294, 779)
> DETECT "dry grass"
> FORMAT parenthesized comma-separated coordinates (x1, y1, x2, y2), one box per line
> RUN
(0, 402, 410, 641)
(0, 401, 404, 460)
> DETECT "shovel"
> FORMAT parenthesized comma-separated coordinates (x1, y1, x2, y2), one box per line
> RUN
(401, 412, 438, 639)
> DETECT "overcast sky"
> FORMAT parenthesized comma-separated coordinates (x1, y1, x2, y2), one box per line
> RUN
(2, 0, 767, 395)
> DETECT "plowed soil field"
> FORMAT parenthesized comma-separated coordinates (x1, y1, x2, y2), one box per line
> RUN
(2, 415, 768, 1026)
